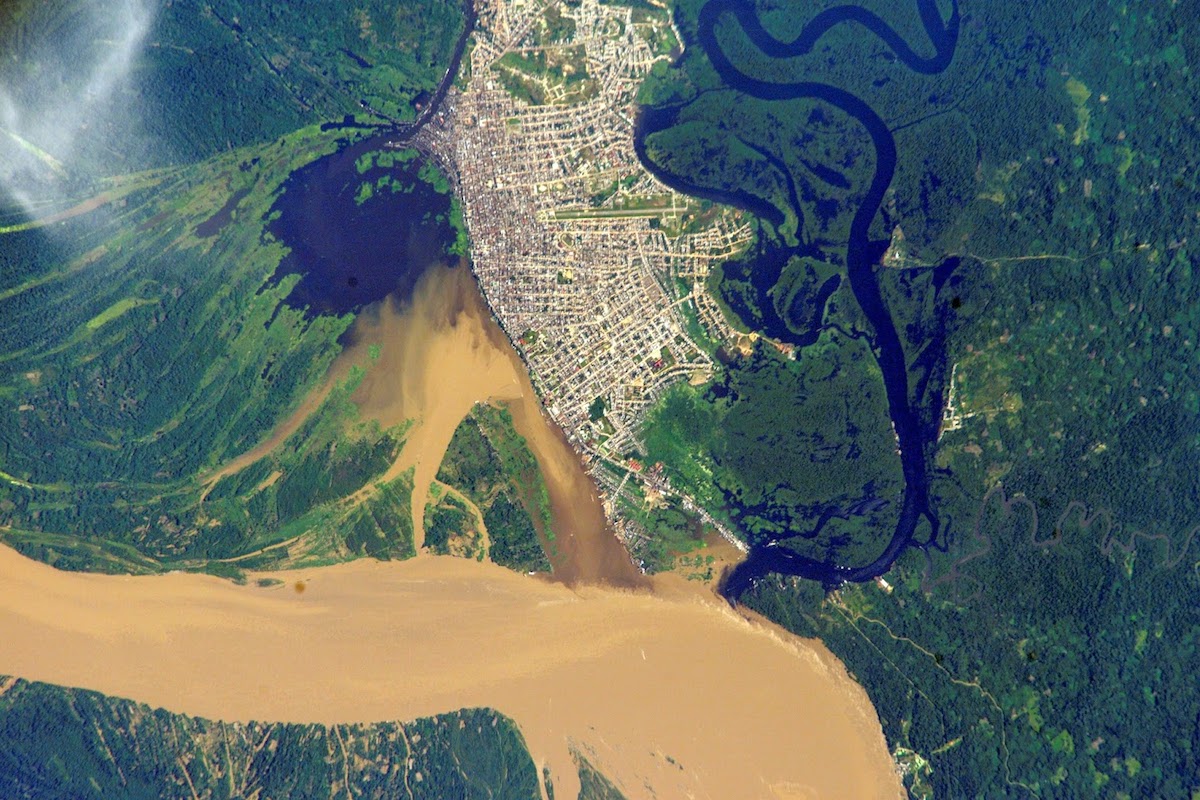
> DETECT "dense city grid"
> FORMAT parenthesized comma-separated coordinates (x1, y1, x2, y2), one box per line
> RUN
(417, 0, 755, 549)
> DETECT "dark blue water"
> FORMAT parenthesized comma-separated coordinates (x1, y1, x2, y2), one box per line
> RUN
(262, 0, 479, 320)
(264, 141, 456, 319)
(636, 0, 960, 596)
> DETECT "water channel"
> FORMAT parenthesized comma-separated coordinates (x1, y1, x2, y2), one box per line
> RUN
(636, 0, 961, 595)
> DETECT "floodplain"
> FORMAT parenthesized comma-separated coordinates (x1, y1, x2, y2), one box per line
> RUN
(0, 541, 902, 800)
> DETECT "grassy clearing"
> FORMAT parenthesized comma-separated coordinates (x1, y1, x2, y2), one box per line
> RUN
(84, 297, 157, 331)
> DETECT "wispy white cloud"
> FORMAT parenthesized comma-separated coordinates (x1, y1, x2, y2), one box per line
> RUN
(0, 0, 155, 217)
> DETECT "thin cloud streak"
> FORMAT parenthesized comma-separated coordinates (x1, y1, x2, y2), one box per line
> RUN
(0, 0, 155, 217)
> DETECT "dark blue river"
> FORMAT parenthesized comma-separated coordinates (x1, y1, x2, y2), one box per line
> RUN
(635, 0, 960, 597)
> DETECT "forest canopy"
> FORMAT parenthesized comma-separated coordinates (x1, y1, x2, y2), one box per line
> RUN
(635, 0, 1200, 795)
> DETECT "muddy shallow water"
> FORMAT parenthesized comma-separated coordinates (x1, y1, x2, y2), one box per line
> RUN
(3, 261, 902, 799)
(0, 544, 902, 799)
(343, 261, 644, 586)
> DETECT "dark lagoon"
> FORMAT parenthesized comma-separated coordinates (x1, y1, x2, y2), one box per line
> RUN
(264, 144, 457, 319)
(263, 0, 478, 320)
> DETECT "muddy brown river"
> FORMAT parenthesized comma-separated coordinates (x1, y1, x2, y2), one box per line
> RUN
(0, 545, 901, 799)
(0, 263, 902, 799)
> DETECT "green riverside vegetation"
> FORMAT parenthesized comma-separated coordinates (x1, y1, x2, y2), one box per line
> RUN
(634, 0, 1200, 795)
(0, 676, 542, 800)
(435, 403, 555, 573)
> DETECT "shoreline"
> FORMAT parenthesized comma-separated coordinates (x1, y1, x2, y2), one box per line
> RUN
(0, 540, 903, 800)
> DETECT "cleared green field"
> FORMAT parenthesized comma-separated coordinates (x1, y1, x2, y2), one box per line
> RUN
(84, 297, 158, 331)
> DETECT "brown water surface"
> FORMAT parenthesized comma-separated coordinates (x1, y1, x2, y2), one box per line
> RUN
(344, 262, 524, 547)
(342, 262, 643, 585)
(0, 544, 902, 800)
(2, 262, 904, 798)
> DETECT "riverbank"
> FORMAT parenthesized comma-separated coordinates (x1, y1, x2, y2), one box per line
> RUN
(0, 541, 902, 800)
(337, 261, 646, 585)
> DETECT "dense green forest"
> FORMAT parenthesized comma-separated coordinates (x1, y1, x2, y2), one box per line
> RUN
(0, 0, 465, 198)
(0, 128, 349, 568)
(434, 403, 554, 573)
(743, 507, 1200, 799)
(636, 0, 1200, 795)
(644, 332, 902, 567)
(0, 676, 543, 799)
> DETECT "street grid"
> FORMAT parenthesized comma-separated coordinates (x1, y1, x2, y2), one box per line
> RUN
(416, 0, 754, 552)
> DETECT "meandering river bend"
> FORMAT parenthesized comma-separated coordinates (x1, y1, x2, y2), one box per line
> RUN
(637, 0, 961, 596)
